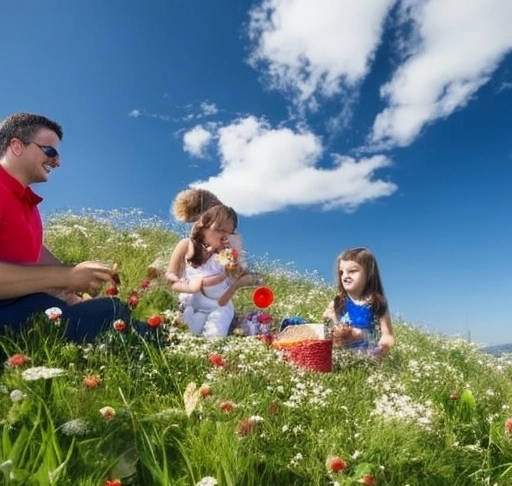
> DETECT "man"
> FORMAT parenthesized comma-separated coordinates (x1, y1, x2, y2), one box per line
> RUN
(0, 112, 135, 342)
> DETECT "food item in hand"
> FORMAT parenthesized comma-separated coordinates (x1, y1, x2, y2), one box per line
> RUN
(216, 248, 239, 277)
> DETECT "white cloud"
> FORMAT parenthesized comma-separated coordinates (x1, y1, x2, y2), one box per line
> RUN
(369, 0, 512, 148)
(128, 109, 141, 117)
(248, 0, 397, 109)
(200, 102, 218, 117)
(189, 117, 396, 216)
(247, 0, 512, 150)
(183, 125, 213, 158)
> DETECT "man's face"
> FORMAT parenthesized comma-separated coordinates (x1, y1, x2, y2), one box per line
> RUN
(22, 128, 61, 184)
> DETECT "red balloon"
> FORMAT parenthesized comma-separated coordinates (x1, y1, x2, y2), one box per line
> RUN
(252, 286, 274, 309)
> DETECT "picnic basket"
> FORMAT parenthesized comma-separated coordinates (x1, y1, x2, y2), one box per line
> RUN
(272, 324, 333, 373)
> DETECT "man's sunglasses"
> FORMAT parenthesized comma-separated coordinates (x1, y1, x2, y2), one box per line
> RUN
(31, 142, 59, 158)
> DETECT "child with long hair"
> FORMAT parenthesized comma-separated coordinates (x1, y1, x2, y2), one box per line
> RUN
(323, 247, 394, 356)
(165, 188, 254, 337)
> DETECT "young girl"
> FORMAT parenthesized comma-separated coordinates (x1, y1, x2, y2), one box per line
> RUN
(165, 188, 254, 338)
(323, 247, 394, 356)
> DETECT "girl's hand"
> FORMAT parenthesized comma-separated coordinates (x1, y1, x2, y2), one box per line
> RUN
(377, 334, 394, 356)
(164, 271, 180, 283)
(235, 272, 258, 288)
(322, 301, 336, 322)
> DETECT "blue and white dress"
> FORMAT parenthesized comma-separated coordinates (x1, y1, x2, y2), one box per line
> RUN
(338, 297, 380, 351)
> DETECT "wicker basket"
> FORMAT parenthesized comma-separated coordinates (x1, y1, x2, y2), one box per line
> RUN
(272, 324, 333, 373)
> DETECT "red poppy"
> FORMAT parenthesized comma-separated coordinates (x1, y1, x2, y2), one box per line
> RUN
(127, 291, 140, 309)
(237, 418, 256, 436)
(199, 384, 212, 397)
(7, 353, 29, 367)
(147, 315, 164, 328)
(113, 319, 126, 332)
(326, 456, 347, 473)
(268, 401, 279, 415)
(83, 375, 102, 389)
(105, 285, 119, 296)
(506, 418, 512, 434)
(358, 475, 376, 485)
(220, 401, 236, 413)
(208, 353, 226, 367)
(105, 479, 122, 486)
(141, 279, 151, 289)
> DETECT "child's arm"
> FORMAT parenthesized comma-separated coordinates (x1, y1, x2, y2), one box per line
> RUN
(322, 300, 337, 322)
(201, 273, 227, 287)
(217, 272, 256, 307)
(376, 310, 394, 355)
(165, 239, 204, 293)
(165, 238, 189, 283)
(167, 277, 203, 293)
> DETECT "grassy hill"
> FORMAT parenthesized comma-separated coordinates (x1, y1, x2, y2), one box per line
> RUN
(1, 211, 512, 486)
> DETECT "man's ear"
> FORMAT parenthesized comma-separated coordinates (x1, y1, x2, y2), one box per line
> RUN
(9, 138, 24, 157)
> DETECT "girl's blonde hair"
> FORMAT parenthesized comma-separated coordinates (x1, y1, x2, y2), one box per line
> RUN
(333, 247, 388, 317)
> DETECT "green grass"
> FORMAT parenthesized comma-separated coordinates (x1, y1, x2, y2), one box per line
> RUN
(1, 210, 512, 486)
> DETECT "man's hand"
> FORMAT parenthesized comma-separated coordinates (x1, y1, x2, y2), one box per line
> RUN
(68, 261, 117, 296)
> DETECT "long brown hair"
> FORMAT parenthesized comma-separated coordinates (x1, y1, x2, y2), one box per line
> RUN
(333, 247, 388, 318)
(187, 204, 238, 267)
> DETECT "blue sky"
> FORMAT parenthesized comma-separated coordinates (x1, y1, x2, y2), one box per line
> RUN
(2, 0, 512, 345)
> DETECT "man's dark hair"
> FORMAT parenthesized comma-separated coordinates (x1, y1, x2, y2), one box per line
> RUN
(0, 112, 63, 157)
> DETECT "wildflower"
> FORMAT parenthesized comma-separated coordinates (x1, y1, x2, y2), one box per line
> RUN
(359, 475, 376, 485)
(208, 353, 225, 367)
(113, 319, 127, 332)
(237, 416, 264, 436)
(6, 353, 29, 368)
(0, 460, 13, 473)
(268, 401, 279, 415)
(505, 417, 512, 434)
(232, 326, 245, 337)
(219, 401, 236, 413)
(199, 384, 212, 398)
(60, 418, 89, 436)
(147, 314, 164, 328)
(105, 479, 122, 486)
(105, 285, 119, 296)
(449, 392, 460, 400)
(83, 374, 102, 389)
(99, 406, 116, 421)
(141, 279, 151, 289)
(10, 389, 26, 402)
(196, 477, 218, 486)
(45, 306, 63, 322)
(127, 291, 140, 309)
(22, 367, 66, 381)
(326, 456, 347, 473)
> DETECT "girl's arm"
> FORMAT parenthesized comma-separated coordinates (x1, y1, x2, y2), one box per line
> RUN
(165, 238, 190, 283)
(165, 238, 201, 292)
(376, 310, 394, 355)
(217, 273, 255, 307)
(322, 300, 337, 322)
(201, 273, 227, 287)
